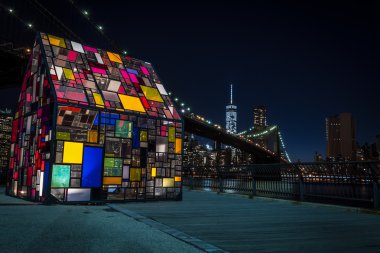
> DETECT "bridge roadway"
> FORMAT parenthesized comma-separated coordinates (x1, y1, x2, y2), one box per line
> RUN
(183, 114, 284, 163)
(110, 188, 380, 253)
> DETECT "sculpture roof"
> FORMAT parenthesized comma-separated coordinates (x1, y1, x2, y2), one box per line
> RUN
(40, 32, 180, 120)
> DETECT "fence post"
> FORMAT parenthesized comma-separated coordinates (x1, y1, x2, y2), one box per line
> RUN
(249, 167, 256, 199)
(218, 171, 223, 194)
(217, 166, 223, 194)
(373, 181, 379, 209)
(189, 169, 194, 191)
(369, 165, 379, 209)
(296, 164, 304, 201)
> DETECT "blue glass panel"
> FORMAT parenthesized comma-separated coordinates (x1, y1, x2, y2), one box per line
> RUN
(127, 68, 138, 75)
(43, 161, 50, 194)
(132, 127, 140, 148)
(82, 147, 103, 187)
(93, 113, 99, 125)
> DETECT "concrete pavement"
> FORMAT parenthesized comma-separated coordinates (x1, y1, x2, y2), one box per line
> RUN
(0, 187, 203, 253)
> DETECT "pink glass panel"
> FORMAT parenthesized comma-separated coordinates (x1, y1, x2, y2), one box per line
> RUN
(118, 85, 126, 94)
(91, 67, 107, 75)
(83, 45, 98, 53)
(140, 66, 150, 75)
(128, 73, 139, 83)
(67, 51, 78, 61)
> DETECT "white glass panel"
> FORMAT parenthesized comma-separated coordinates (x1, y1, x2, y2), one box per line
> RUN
(156, 83, 168, 95)
(67, 188, 91, 201)
(71, 41, 85, 53)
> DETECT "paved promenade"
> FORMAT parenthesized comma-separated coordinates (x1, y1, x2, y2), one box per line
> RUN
(2, 186, 380, 252)
(112, 189, 380, 253)
(0, 187, 202, 253)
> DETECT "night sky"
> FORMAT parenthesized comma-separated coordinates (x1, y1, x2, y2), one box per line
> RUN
(1, 0, 380, 161)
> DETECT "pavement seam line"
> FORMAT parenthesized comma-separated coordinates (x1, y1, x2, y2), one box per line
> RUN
(107, 203, 228, 253)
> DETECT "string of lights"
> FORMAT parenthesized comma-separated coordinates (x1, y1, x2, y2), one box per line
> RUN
(278, 131, 291, 162)
(29, 0, 83, 43)
(0, 3, 36, 33)
(66, 0, 124, 53)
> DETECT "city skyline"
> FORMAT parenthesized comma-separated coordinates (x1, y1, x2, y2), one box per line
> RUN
(0, 1, 379, 161)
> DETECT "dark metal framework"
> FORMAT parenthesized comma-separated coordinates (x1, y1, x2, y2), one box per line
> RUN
(183, 161, 380, 209)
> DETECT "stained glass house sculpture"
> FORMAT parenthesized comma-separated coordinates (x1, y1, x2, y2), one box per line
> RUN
(7, 33, 183, 202)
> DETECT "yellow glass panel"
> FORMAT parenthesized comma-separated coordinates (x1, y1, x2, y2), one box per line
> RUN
(63, 142, 83, 164)
(151, 167, 156, 177)
(175, 138, 182, 154)
(175, 176, 181, 182)
(48, 34, 66, 48)
(63, 68, 75, 80)
(130, 168, 141, 181)
(93, 93, 104, 106)
(87, 130, 98, 143)
(163, 178, 174, 187)
(56, 131, 71, 141)
(140, 130, 147, 142)
(107, 52, 122, 63)
(118, 94, 146, 113)
(168, 127, 175, 142)
(103, 177, 122, 185)
(140, 86, 164, 102)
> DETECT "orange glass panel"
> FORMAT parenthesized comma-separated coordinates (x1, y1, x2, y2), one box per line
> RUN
(107, 52, 122, 63)
(103, 177, 122, 185)
(175, 138, 182, 154)
(118, 94, 146, 113)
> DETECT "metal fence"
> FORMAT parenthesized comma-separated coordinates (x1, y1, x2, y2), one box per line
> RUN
(182, 161, 380, 209)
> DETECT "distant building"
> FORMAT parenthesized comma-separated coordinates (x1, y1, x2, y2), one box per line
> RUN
(0, 108, 13, 184)
(314, 151, 324, 162)
(253, 106, 267, 131)
(326, 112, 356, 160)
(226, 84, 237, 134)
(376, 135, 380, 159)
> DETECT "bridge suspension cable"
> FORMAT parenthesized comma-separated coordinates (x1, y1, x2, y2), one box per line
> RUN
(65, 0, 123, 53)
(28, 0, 83, 43)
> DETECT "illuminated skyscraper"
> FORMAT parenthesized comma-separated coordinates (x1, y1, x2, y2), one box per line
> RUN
(0, 108, 12, 184)
(253, 106, 267, 130)
(226, 84, 237, 134)
(326, 112, 356, 160)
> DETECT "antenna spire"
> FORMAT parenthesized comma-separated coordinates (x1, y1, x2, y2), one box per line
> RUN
(230, 83, 233, 104)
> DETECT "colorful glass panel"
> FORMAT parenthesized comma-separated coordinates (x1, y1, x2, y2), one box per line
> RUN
(48, 34, 66, 48)
(118, 94, 146, 113)
(115, 120, 132, 138)
(51, 165, 70, 187)
(140, 86, 164, 102)
(82, 147, 103, 187)
(107, 52, 123, 63)
(63, 142, 83, 164)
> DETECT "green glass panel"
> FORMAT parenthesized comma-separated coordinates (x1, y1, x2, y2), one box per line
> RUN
(115, 120, 132, 138)
(51, 164, 70, 187)
(104, 157, 122, 176)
